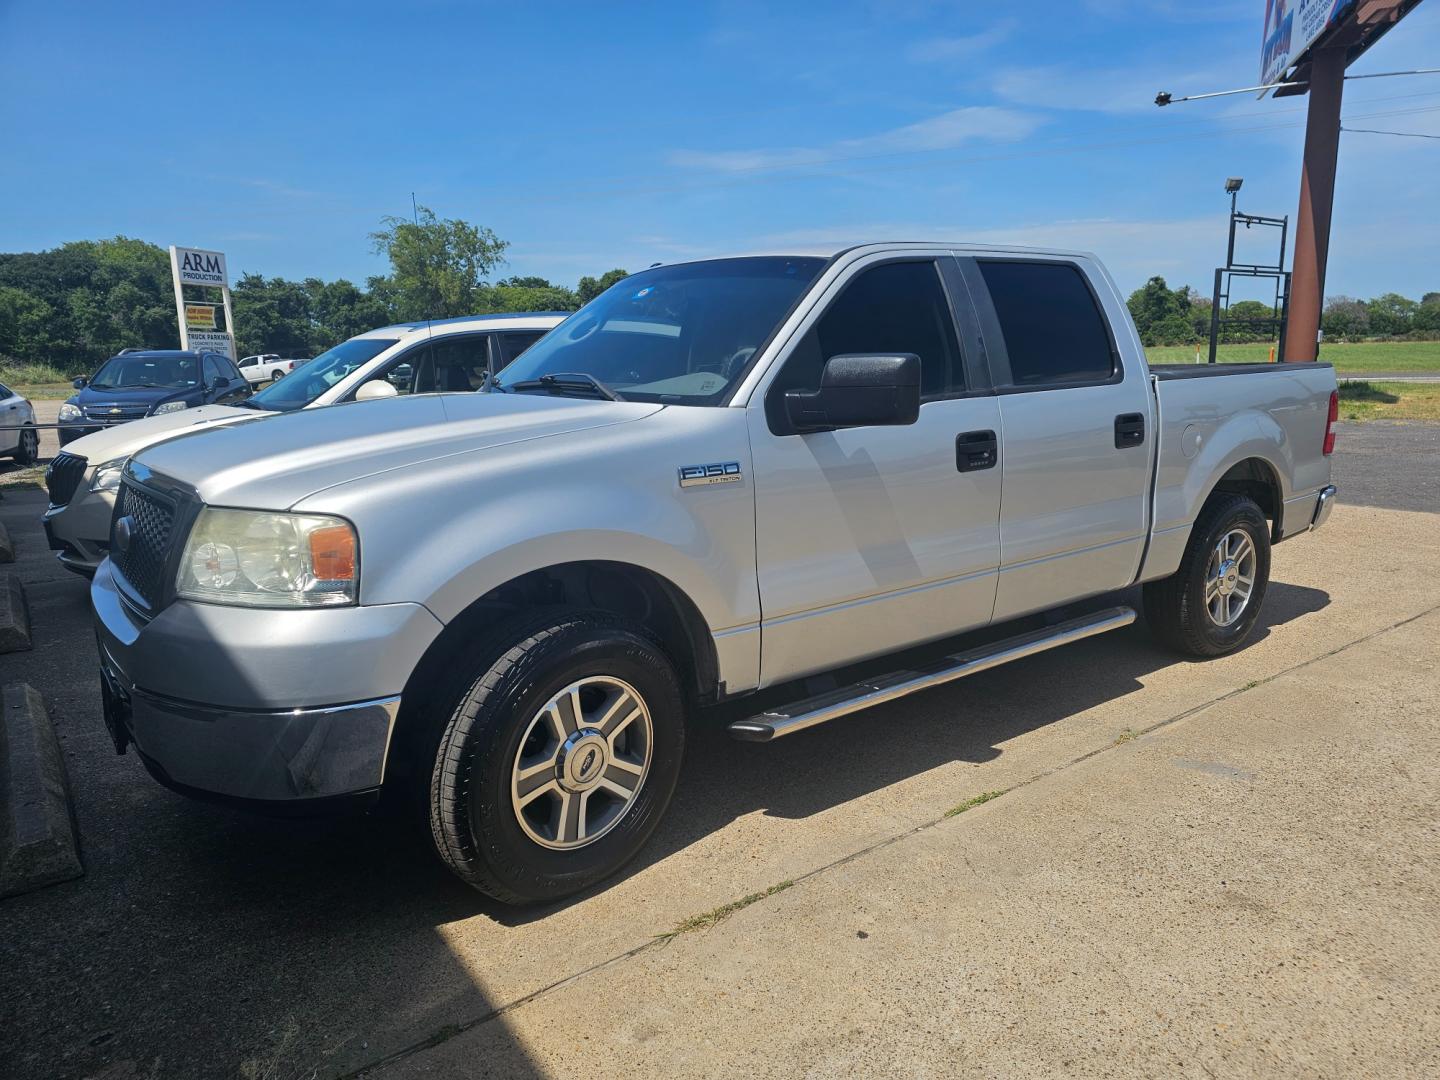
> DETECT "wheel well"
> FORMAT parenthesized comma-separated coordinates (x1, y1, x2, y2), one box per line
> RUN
(1210, 458, 1282, 538)
(405, 560, 720, 708)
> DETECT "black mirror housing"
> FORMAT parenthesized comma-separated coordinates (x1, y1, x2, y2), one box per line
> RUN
(785, 353, 921, 432)
(72, 376, 88, 389)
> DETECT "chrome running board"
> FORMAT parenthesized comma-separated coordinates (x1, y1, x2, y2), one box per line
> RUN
(728, 606, 1136, 742)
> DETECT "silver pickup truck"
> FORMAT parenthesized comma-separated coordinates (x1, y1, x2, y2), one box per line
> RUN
(92, 243, 1338, 903)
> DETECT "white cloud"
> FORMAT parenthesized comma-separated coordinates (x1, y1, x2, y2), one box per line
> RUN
(907, 21, 1015, 63)
(667, 106, 1046, 173)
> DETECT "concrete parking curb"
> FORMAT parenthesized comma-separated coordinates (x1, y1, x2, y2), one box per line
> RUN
(1, 683, 83, 899)
(0, 574, 31, 652)
(0, 519, 14, 562)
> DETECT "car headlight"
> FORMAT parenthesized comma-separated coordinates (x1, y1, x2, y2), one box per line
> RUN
(152, 401, 188, 415)
(89, 458, 127, 493)
(58, 403, 83, 422)
(176, 508, 358, 608)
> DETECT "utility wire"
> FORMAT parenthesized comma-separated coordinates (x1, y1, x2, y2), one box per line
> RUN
(1342, 125, 1440, 140)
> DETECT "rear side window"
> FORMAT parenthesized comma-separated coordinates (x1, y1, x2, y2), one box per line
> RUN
(978, 261, 1116, 387)
(494, 330, 545, 372)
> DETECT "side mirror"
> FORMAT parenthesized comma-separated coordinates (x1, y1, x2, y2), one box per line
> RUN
(355, 379, 399, 401)
(72, 376, 89, 389)
(784, 353, 921, 432)
(212, 376, 230, 389)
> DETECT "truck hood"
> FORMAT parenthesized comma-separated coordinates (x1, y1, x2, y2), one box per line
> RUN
(131, 391, 664, 508)
(60, 404, 258, 463)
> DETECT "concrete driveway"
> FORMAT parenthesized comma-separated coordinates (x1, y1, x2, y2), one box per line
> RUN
(0, 423, 1436, 1078)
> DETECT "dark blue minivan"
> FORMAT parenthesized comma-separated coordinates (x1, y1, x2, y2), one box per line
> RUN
(57, 349, 252, 445)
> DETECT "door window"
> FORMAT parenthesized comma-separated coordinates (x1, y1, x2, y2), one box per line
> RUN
(494, 331, 545, 372)
(428, 334, 491, 391)
(977, 261, 1117, 387)
(203, 355, 225, 386)
(768, 260, 964, 431)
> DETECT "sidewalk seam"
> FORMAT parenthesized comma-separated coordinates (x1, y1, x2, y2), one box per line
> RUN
(347, 601, 1440, 1078)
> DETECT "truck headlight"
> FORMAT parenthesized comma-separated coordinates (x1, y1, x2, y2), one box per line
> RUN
(58, 403, 83, 422)
(177, 508, 358, 607)
(152, 401, 188, 415)
(90, 458, 127, 493)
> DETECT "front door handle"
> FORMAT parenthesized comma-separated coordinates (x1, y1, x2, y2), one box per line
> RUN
(956, 429, 998, 472)
(1114, 413, 1145, 449)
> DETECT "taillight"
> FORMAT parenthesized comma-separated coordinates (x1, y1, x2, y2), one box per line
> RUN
(1323, 389, 1338, 455)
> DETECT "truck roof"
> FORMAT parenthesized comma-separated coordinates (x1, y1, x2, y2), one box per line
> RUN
(660, 241, 1100, 266)
(353, 311, 569, 340)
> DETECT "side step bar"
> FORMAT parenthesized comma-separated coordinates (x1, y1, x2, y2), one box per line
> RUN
(728, 606, 1136, 742)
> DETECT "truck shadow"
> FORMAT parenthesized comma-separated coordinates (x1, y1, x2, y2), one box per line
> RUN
(626, 578, 1330, 878)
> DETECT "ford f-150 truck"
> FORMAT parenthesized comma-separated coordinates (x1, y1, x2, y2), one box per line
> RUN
(91, 243, 1338, 904)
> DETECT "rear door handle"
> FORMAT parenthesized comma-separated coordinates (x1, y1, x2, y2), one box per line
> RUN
(956, 429, 998, 472)
(1114, 413, 1145, 449)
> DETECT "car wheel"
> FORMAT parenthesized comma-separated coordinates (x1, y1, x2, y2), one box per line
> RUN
(270, 369, 285, 382)
(1143, 493, 1271, 658)
(13, 426, 39, 465)
(428, 611, 685, 904)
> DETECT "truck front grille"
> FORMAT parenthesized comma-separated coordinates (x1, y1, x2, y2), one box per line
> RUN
(45, 453, 87, 506)
(112, 478, 177, 610)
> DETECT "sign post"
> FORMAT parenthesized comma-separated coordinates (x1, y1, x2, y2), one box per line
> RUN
(168, 246, 236, 360)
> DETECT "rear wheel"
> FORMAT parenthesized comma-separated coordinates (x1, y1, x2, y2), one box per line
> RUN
(1144, 493, 1270, 657)
(12, 426, 38, 465)
(269, 368, 286, 382)
(427, 612, 685, 904)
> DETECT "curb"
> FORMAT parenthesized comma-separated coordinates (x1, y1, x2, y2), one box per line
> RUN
(0, 519, 13, 562)
(1, 683, 83, 899)
(0, 574, 31, 653)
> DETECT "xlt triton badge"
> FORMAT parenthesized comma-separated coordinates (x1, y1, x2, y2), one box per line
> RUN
(678, 462, 742, 488)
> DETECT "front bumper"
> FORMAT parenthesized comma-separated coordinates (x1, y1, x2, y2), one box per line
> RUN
(91, 559, 443, 804)
(43, 483, 115, 576)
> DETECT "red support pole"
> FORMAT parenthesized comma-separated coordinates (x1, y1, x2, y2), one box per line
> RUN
(1283, 47, 1347, 362)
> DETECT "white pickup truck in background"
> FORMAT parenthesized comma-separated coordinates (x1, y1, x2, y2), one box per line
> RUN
(92, 244, 1337, 904)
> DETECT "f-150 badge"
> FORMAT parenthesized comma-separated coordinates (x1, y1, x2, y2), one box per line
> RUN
(678, 462, 742, 488)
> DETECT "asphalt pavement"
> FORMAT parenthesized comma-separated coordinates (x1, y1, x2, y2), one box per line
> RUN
(0, 420, 1436, 1079)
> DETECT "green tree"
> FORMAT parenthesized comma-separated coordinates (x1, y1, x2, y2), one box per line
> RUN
(1366, 292, 1418, 336)
(0, 286, 57, 364)
(577, 268, 629, 304)
(369, 206, 508, 320)
(1322, 296, 1369, 340)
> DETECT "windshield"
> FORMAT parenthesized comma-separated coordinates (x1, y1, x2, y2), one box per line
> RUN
(497, 256, 826, 404)
(91, 354, 199, 390)
(248, 337, 399, 411)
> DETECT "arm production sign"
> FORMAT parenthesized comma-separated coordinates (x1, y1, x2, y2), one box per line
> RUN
(169, 245, 236, 359)
(1261, 0, 1352, 84)
(174, 247, 229, 286)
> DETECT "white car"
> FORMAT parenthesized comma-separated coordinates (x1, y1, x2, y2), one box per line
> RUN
(0, 378, 39, 466)
(42, 311, 564, 574)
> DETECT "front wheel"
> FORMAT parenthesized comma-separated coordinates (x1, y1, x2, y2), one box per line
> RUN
(1144, 493, 1271, 658)
(427, 612, 686, 904)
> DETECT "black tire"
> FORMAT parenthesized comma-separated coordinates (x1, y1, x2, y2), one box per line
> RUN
(269, 369, 285, 382)
(428, 611, 685, 904)
(12, 426, 38, 466)
(1144, 493, 1271, 658)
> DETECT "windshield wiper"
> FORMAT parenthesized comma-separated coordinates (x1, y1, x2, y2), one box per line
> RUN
(501, 373, 624, 401)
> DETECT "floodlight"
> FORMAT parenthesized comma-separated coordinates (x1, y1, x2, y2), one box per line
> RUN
(1225, 177, 1244, 194)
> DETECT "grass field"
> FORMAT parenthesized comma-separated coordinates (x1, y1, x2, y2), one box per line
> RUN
(1147, 340, 1440, 373)
(1336, 380, 1440, 422)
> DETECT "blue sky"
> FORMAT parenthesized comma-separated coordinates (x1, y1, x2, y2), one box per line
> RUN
(2, 0, 1436, 300)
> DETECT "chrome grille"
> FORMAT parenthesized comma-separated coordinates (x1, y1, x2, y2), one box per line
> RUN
(45, 453, 88, 506)
(84, 403, 150, 423)
(112, 479, 177, 609)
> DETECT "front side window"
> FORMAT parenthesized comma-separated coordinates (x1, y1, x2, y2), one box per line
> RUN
(90, 354, 199, 390)
(203, 355, 224, 384)
(978, 261, 1116, 387)
(769, 260, 964, 416)
(427, 334, 491, 391)
(497, 257, 826, 405)
(248, 336, 398, 411)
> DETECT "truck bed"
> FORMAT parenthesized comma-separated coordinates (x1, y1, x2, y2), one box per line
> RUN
(1148, 362, 1334, 381)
